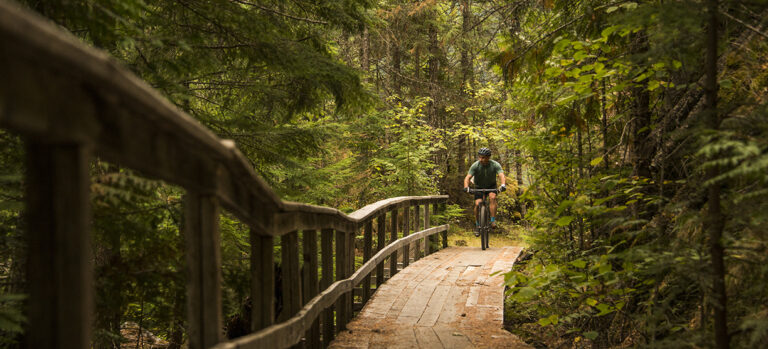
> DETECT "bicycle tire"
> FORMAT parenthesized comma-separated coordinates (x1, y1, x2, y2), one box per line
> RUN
(479, 204, 489, 250)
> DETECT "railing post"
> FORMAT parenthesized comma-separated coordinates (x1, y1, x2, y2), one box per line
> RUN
(413, 205, 421, 261)
(279, 232, 302, 322)
(390, 207, 398, 276)
(250, 230, 274, 332)
(402, 205, 410, 268)
(302, 230, 320, 348)
(335, 230, 350, 331)
(439, 202, 448, 248)
(25, 142, 93, 349)
(320, 229, 334, 344)
(376, 213, 386, 287)
(363, 221, 373, 303)
(346, 230, 355, 317)
(183, 191, 223, 348)
(424, 203, 432, 255)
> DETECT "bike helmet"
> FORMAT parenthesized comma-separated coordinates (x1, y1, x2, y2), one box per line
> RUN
(478, 147, 491, 156)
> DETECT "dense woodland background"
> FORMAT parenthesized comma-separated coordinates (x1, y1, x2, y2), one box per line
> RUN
(1, 0, 768, 347)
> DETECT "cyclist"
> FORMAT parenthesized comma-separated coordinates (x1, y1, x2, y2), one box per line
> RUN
(463, 147, 506, 236)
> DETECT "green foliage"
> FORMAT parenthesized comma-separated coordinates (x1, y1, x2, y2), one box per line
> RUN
(368, 98, 442, 197)
(433, 203, 464, 225)
(495, 0, 768, 347)
(0, 294, 26, 337)
(2, 0, 767, 347)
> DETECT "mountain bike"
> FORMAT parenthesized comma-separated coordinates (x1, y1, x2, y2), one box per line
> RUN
(467, 188, 499, 250)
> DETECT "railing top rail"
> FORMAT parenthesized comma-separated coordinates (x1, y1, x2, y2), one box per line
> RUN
(285, 195, 448, 222)
(0, 2, 446, 236)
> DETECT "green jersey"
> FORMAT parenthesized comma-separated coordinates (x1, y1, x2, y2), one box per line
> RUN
(468, 160, 503, 188)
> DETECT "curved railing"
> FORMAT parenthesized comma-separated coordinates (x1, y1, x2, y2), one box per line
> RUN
(0, 2, 449, 348)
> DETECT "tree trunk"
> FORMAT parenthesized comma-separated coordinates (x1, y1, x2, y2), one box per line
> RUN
(361, 27, 370, 79)
(427, 21, 440, 125)
(630, 32, 653, 180)
(705, 1, 728, 347)
(390, 31, 401, 98)
(455, 0, 473, 204)
(602, 79, 609, 170)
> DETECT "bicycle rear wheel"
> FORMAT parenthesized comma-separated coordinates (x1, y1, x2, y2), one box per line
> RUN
(478, 204, 489, 250)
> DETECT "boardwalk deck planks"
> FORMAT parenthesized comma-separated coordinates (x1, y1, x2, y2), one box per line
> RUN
(330, 247, 531, 349)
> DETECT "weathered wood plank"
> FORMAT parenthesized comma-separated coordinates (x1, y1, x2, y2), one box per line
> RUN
(376, 213, 386, 288)
(413, 205, 421, 261)
(320, 229, 334, 344)
(435, 203, 447, 249)
(279, 232, 302, 322)
(335, 230, 350, 331)
(302, 230, 320, 348)
(25, 142, 93, 349)
(432, 326, 474, 348)
(362, 221, 373, 304)
(414, 327, 443, 348)
(402, 205, 410, 268)
(424, 204, 432, 255)
(390, 208, 399, 277)
(346, 230, 355, 318)
(251, 232, 274, 332)
(183, 191, 224, 348)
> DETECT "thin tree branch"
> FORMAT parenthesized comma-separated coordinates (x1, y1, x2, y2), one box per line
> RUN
(720, 9, 768, 39)
(502, 1, 634, 75)
(230, 0, 329, 25)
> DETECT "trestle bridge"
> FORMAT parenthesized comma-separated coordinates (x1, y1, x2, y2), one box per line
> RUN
(0, 3, 526, 348)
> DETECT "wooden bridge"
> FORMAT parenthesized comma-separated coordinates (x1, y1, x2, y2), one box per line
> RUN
(0, 3, 524, 348)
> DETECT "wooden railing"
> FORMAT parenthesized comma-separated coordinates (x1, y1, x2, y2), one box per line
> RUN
(0, 2, 450, 349)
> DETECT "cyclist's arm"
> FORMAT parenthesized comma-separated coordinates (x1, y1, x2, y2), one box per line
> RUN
(498, 172, 506, 186)
(463, 174, 473, 188)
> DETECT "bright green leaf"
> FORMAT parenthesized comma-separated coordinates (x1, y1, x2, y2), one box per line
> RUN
(570, 259, 587, 268)
(556, 216, 575, 226)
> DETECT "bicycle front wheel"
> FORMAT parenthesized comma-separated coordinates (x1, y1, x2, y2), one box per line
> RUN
(478, 204, 489, 250)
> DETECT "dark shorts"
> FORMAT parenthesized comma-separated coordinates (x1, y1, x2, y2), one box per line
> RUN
(473, 185, 497, 200)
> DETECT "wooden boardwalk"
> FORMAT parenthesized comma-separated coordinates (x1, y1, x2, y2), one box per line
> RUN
(330, 246, 532, 348)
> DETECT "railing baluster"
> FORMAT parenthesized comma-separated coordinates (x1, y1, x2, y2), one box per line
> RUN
(413, 205, 421, 261)
(26, 142, 93, 349)
(390, 207, 398, 276)
(346, 230, 355, 317)
(279, 232, 302, 322)
(424, 203, 432, 255)
(362, 221, 373, 303)
(320, 229, 334, 344)
(376, 213, 386, 287)
(183, 191, 224, 349)
(251, 231, 274, 332)
(402, 206, 410, 268)
(436, 202, 447, 249)
(335, 230, 350, 331)
(302, 230, 320, 348)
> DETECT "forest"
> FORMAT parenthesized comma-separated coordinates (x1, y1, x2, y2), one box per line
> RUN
(1, 0, 768, 348)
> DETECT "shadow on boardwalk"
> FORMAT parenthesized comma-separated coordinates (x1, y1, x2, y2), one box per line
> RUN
(330, 246, 533, 348)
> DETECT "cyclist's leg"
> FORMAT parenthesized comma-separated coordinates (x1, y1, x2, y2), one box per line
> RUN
(473, 197, 482, 236)
(489, 192, 498, 227)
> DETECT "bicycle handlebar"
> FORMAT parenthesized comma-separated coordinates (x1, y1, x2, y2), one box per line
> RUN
(466, 188, 499, 194)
